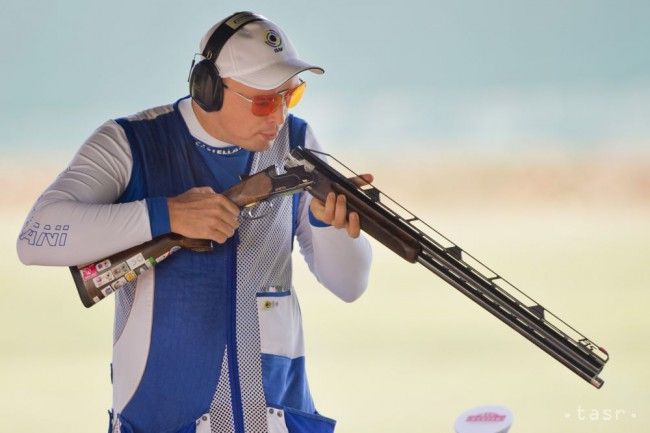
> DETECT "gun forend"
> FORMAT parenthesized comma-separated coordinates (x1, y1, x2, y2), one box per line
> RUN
(285, 148, 422, 262)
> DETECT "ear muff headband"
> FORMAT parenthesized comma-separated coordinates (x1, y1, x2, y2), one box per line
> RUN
(189, 11, 264, 112)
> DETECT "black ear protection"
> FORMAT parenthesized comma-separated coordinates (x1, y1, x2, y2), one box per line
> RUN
(188, 11, 264, 112)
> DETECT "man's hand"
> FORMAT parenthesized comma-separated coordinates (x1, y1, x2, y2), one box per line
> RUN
(167, 187, 240, 244)
(309, 173, 374, 239)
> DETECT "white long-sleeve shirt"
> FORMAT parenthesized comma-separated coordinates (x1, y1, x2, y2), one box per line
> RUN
(16, 97, 372, 302)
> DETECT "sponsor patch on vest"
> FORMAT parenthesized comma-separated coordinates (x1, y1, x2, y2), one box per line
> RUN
(126, 253, 146, 270)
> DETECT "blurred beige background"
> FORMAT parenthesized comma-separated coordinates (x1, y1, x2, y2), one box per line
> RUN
(3, 0, 649, 430)
(2, 151, 648, 432)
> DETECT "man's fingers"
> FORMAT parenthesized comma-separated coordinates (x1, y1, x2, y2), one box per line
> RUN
(333, 194, 347, 228)
(207, 206, 240, 231)
(168, 187, 244, 241)
(212, 213, 238, 233)
(191, 186, 216, 194)
(349, 173, 374, 187)
(203, 216, 241, 243)
(360, 173, 374, 184)
(310, 197, 325, 213)
(347, 211, 360, 238)
(208, 230, 228, 244)
(213, 194, 241, 219)
(323, 192, 336, 223)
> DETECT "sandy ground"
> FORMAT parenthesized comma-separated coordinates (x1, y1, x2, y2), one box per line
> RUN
(1, 155, 649, 432)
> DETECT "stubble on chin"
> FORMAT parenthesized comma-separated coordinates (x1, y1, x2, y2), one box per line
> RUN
(245, 140, 273, 153)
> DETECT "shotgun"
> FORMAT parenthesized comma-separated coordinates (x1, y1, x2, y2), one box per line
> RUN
(71, 146, 610, 389)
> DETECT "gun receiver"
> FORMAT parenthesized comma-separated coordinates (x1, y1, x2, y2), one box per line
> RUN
(286, 146, 609, 389)
(70, 164, 314, 308)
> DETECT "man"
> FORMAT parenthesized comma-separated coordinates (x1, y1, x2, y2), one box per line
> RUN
(17, 11, 372, 433)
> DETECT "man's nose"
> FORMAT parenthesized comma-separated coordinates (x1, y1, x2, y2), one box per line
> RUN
(268, 98, 288, 126)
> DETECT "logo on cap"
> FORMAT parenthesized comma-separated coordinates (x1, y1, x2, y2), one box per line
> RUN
(264, 29, 283, 52)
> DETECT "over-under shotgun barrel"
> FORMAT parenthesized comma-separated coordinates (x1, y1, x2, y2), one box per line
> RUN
(287, 146, 608, 388)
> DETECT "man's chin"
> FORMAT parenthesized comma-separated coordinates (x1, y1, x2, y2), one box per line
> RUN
(258, 134, 277, 149)
(243, 140, 273, 153)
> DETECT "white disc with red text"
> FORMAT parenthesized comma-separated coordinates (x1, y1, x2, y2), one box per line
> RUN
(454, 405, 513, 433)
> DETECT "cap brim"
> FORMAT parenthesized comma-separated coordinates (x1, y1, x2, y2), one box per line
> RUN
(228, 58, 324, 90)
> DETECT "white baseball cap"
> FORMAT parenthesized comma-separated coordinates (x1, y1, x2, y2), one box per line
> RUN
(199, 13, 324, 90)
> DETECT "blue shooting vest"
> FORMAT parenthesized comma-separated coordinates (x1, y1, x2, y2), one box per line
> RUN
(109, 99, 328, 433)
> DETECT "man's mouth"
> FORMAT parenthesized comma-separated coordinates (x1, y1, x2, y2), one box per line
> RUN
(259, 131, 277, 140)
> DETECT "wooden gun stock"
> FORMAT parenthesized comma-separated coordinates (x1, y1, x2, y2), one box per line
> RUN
(71, 234, 212, 308)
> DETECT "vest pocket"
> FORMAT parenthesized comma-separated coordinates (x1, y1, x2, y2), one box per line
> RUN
(266, 406, 336, 433)
(110, 411, 208, 433)
(256, 287, 304, 358)
(283, 407, 336, 433)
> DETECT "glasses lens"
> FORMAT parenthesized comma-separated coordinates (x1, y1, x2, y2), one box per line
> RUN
(286, 81, 306, 109)
(251, 94, 282, 116)
(248, 81, 306, 116)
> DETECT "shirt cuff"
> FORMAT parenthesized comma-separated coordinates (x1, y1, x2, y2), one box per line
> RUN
(146, 196, 171, 237)
(308, 208, 331, 228)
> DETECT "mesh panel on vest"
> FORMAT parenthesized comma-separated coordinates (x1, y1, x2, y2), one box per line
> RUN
(113, 281, 137, 343)
(232, 123, 294, 433)
(210, 346, 235, 433)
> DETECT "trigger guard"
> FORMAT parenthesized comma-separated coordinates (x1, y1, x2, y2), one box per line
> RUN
(241, 199, 274, 221)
